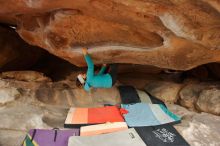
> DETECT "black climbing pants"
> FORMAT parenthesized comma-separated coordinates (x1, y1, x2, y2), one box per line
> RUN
(108, 64, 118, 85)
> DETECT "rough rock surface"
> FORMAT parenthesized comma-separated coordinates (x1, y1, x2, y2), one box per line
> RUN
(35, 83, 121, 108)
(0, 0, 220, 69)
(0, 130, 26, 146)
(145, 81, 183, 103)
(0, 87, 20, 105)
(0, 71, 51, 82)
(0, 78, 220, 146)
(179, 83, 207, 110)
(167, 104, 220, 146)
(118, 72, 161, 90)
(196, 88, 220, 115)
(178, 82, 220, 115)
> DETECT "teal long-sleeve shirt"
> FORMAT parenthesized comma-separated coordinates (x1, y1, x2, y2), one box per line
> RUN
(84, 54, 112, 91)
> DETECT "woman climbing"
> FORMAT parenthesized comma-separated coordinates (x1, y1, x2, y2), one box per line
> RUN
(76, 48, 118, 91)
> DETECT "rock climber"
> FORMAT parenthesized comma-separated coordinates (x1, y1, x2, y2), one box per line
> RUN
(76, 48, 117, 91)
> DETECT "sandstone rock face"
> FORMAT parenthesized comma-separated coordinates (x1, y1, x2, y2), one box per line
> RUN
(179, 84, 207, 110)
(168, 104, 220, 146)
(145, 81, 183, 103)
(196, 88, 220, 115)
(0, 71, 51, 82)
(0, 87, 20, 105)
(35, 83, 121, 108)
(0, 26, 45, 71)
(118, 72, 161, 90)
(178, 82, 220, 115)
(0, 103, 50, 130)
(0, 0, 220, 69)
(0, 130, 26, 146)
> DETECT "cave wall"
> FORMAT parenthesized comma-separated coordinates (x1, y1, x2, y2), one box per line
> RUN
(0, 0, 220, 70)
(0, 25, 45, 71)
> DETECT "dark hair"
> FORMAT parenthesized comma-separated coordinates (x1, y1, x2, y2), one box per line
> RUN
(76, 78, 83, 88)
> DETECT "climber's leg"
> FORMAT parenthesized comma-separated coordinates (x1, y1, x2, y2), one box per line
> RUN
(108, 64, 118, 85)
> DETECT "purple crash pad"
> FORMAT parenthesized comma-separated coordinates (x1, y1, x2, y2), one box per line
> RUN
(23, 129, 79, 146)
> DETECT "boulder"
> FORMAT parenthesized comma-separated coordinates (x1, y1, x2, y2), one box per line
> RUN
(0, 1, 220, 69)
(179, 84, 207, 110)
(168, 104, 220, 146)
(35, 82, 121, 108)
(145, 81, 183, 103)
(196, 88, 220, 115)
(0, 104, 61, 138)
